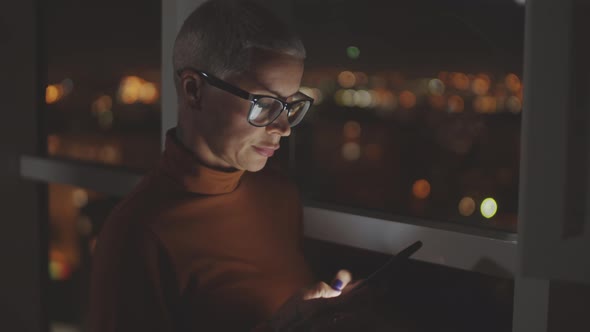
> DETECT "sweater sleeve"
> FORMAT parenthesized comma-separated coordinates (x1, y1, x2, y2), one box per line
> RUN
(89, 227, 181, 332)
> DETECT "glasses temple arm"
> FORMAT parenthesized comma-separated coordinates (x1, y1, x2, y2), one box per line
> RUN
(197, 71, 253, 101)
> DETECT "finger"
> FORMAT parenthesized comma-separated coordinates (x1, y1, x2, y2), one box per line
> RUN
(331, 269, 353, 291)
(317, 282, 342, 298)
(303, 282, 341, 300)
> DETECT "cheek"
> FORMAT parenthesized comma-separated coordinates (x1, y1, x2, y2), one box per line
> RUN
(218, 110, 261, 156)
(232, 127, 269, 166)
(200, 91, 267, 165)
(230, 127, 261, 153)
(203, 97, 249, 144)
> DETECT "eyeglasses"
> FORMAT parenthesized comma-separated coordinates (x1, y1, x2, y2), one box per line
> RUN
(177, 68, 314, 128)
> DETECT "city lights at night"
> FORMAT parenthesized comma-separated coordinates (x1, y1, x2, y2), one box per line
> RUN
(118, 75, 159, 104)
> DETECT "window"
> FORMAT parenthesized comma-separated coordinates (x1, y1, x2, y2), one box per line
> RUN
(48, 183, 117, 331)
(43, 1, 161, 330)
(274, 0, 525, 232)
(44, 0, 161, 171)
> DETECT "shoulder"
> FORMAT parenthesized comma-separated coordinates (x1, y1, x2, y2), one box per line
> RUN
(95, 170, 187, 249)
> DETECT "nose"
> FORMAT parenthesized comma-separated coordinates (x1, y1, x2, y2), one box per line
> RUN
(266, 110, 291, 137)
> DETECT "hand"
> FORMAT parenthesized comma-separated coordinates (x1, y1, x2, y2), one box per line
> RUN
(302, 269, 353, 300)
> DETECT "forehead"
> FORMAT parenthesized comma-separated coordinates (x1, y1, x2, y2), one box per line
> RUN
(241, 49, 304, 97)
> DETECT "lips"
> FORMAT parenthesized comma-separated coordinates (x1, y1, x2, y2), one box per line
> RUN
(253, 145, 279, 157)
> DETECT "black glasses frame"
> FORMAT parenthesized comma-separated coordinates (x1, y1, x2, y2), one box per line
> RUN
(176, 67, 314, 127)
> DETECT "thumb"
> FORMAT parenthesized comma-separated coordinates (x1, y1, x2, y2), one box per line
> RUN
(330, 269, 353, 291)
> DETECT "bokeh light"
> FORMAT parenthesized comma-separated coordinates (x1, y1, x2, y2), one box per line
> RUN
(458, 197, 476, 216)
(412, 179, 431, 199)
(45, 85, 61, 104)
(346, 46, 361, 59)
(428, 78, 445, 96)
(505, 73, 521, 93)
(353, 90, 372, 108)
(119, 75, 144, 104)
(342, 89, 355, 107)
(451, 72, 470, 90)
(334, 89, 345, 106)
(506, 96, 522, 113)
(49, 260, 70, 281)
(72, 189, 88, 208)
(472, 76, 491, 95)
(481, 198, 498, 219)
(448, 95, 465, 113)
(139, 82, 159, 104)
(342, 142, 361, 161)
(49, 250, 71, 281)
(337, 71, 356, 88)
(399, 90, 417, 109)
(117, 76, 158, 104)
(343, 121, 362, 139)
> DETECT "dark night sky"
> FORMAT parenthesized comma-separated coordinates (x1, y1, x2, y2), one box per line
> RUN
(290, 0, 525, 73)
(45, 0, 524, 77)
(45, 0, 161, 71)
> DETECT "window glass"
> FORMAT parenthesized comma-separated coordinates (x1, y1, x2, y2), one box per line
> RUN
(280, 0, 525, 232)
(44, 0, 161, 171)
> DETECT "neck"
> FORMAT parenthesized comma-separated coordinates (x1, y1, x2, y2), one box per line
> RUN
(174, 126, 238, 173)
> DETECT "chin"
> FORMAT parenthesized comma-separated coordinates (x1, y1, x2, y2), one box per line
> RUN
(244, 157, 268, 172)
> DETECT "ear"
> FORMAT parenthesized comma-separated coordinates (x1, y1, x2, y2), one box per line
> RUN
(180, 71, 204, 110)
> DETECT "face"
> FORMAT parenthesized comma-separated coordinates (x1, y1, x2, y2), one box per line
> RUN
(193, 49, 304, 172)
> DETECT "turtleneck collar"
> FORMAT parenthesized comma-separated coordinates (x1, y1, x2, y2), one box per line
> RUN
(159, 128, 246, 195)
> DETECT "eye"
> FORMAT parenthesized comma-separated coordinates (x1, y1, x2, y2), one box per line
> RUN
(258, 101, 274, 109)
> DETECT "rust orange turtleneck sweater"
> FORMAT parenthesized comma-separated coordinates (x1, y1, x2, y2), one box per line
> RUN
(89, 128, 314, 332)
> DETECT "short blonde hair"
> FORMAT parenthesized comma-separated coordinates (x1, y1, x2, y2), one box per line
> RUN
(173, 0, 306, 94)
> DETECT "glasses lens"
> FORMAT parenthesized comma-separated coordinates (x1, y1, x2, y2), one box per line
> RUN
(249, 97, 284, 126)
(287, 100, 311, 127)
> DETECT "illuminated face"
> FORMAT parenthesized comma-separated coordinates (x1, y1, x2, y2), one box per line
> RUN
(196, 49, 304, 172)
